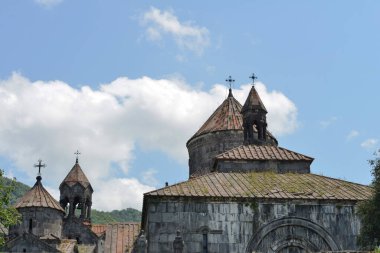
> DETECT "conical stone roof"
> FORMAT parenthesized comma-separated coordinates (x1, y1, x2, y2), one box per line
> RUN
(241, 85, 267, 113)
(14, 177, 64, 212)
(188, 90, 243, 143)
(60, 161, 92, 190)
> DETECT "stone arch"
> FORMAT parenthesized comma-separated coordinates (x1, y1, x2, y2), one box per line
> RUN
(246, 217, 340, 253)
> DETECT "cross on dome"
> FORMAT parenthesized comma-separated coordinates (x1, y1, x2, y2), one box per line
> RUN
(34, 159, 46, 180)
(225, 75, 235, 89)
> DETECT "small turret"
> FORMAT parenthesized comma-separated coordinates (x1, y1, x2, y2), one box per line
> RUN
(59, 151, 93, 222)
(9, 160, 64, 239)
(241, 74, 270, 145)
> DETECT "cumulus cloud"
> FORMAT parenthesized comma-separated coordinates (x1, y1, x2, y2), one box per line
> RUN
(34, 0, 63, 8)
(0, 73, 297, 210)
(346, 130, 359, 140)
(141, 7, 210, 55)
(231, 83, 298, 136)
(361, 138, 378, 150)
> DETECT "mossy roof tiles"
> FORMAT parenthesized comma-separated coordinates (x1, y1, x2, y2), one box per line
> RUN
(215, 145, 314, 162)
(145, 172, 371, 201)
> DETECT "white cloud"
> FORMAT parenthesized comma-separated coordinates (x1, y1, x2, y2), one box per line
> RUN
(346, 130, 359, 140)
(232, 83, 298, 136)
(141, 169, 159, 187)
(0, 73, 297, 210)
(141, 7, 210, 55)
(34, 0, 63, 8)
(320, 116, 338, 128)
(361, 138, 378, 150)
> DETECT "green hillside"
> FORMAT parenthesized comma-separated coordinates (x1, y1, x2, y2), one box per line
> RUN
(0, 176, 30, 205)
(2, 177, 142, 224)
(91, 208, 141, 224)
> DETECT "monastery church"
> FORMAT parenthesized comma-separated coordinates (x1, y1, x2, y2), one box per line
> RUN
(3, 74, 372, 253)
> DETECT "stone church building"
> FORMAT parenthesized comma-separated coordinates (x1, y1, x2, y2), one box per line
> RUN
(141, 76, 372, 253)
(4, 158, 140, 253)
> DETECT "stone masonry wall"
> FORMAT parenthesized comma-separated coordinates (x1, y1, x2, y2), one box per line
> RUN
(187, 131, 243, 177)
(144, 199, 361, 253)
(9, 207, 63, 238)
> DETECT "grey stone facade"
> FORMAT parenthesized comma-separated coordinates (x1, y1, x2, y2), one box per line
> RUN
(9, 207, 63, 239)
(187, 131, 243, 177)
(143, 199, 362, 253)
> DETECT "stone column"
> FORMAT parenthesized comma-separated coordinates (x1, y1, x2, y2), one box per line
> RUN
(68, 200, 74, 217)
(86, 201, 92, 220)
(134, 230, 147, 253)
(173, 230, 184, 253)
(80, 199, 86, 218)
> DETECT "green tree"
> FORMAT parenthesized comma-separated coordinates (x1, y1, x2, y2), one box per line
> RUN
(0, 169, 21, 246)
(358, 153, 380, 250)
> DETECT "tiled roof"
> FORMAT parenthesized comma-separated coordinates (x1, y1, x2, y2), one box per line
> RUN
(91, 224, 107, 236)
(190, 93, 243, 140)
(102, 223, 141, 253)
(145, 172, 371, 201)
(14, 178, 65, 212)
(60, 162, 92, 189)
(241, 85, 267, 113)
(215, 145, 313, 162)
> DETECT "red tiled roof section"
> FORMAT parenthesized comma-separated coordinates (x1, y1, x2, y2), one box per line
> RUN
(145, 172, 372, 201)
(61, 162, 92, 189)
(215, 145, 313, 162)
(14, 179, 65, 212)
(91, 224, 107, 236)
(191, 95, 243, 139)
(102, 223, 140, 253)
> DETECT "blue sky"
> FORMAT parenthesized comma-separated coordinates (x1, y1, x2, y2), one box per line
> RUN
(1, 0, 379, 210)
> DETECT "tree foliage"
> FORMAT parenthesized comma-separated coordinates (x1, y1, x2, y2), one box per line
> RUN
(358, 153, 380, 249)
(0, 170, 21, 246)
(91, 208, 142, 224)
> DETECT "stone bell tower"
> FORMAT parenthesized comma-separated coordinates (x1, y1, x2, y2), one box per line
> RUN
(59, 151, 93, 222)
(241, 74, 270, 145)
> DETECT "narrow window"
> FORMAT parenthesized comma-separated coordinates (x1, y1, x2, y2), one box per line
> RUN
(28, 219, 32, 232)
(202, 233, 208, 253)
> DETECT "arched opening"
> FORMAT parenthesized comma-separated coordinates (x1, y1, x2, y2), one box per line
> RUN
(246, 217, 340, 253)
(28, 219, 32, 233)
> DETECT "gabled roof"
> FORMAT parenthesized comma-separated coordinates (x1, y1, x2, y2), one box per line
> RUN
(188, 93, 243, 143)
(14, 177, 64, 213)
(6, 233, 60, 252)
(60, 162, 92, 190)
(215, 145, 313, 162)
(91, 223, 140, 253)
(145, 172, 371, 201)
(241, 85, 267, 113)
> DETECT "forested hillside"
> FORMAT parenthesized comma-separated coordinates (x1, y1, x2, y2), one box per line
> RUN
(1, 176, 142, 224)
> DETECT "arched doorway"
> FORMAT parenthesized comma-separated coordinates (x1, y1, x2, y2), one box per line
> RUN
(246, 217, 340, 253)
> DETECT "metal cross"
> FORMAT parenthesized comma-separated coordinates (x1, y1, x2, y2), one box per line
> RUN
(249, 73, 257, 85)
(34, 159, 46, 176)
(225, 75, 235, 89)
(75, 150, 81, 163)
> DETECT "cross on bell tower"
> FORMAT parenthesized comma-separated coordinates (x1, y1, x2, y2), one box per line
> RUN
(74, 150, 81, 164)
(34, 159, 46, 181)
(225, 75, 235, 97)
(249, 73, 257, 86)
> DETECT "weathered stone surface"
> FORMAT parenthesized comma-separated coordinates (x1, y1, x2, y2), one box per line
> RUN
(143, 199, 362, 253)
(187, 130, 244, 176)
